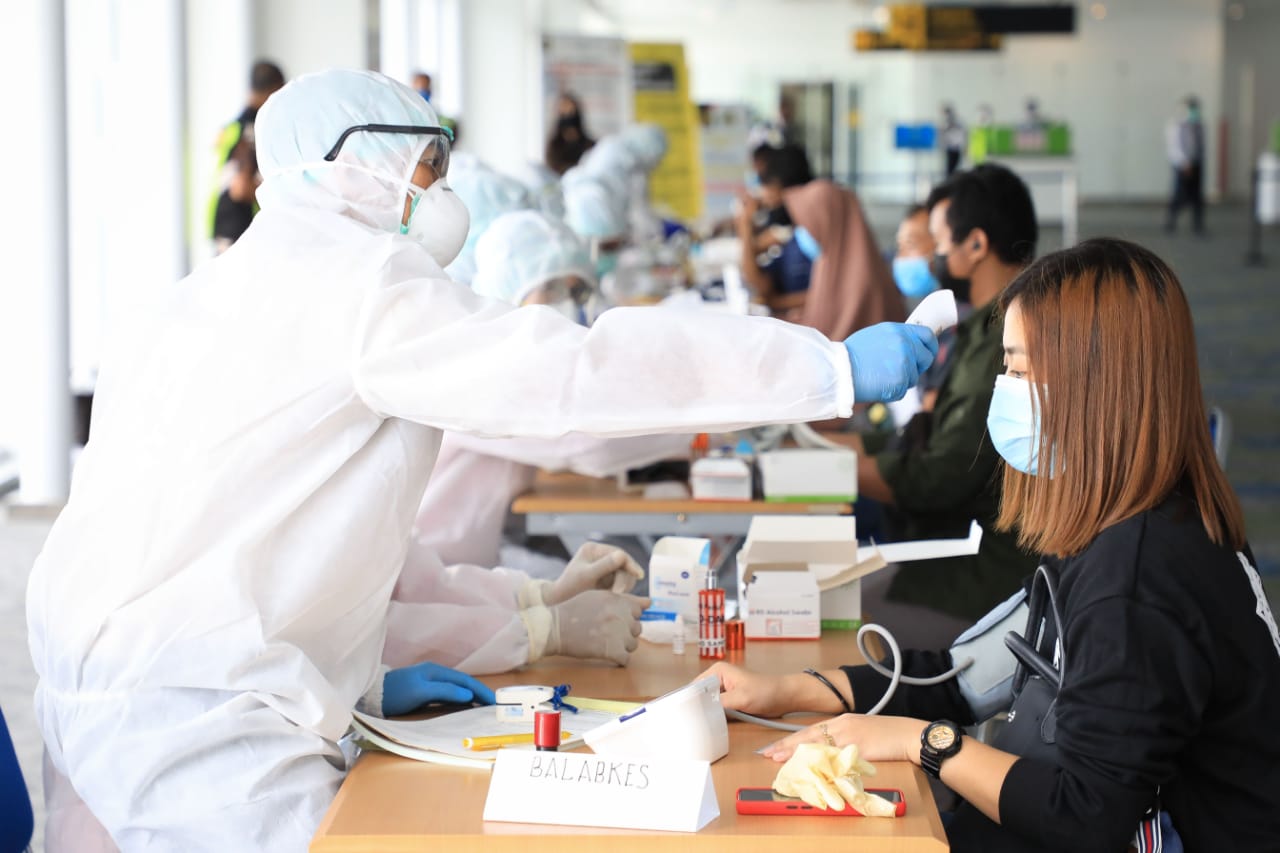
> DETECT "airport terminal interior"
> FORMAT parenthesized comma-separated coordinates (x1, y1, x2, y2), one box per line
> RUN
(2, 1, 1278, 850)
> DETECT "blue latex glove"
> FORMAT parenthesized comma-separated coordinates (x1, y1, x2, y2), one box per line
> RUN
(844, 322, 939, 403)
(382, 662, 497, 716)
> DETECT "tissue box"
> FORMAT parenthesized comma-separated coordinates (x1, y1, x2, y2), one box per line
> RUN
(759, 449, 857, 503)
(644, 537, 709, 627)
(690, 456, 752, 502)
(740, 562, 821, 639)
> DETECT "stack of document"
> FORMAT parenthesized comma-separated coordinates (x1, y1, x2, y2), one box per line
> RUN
(351, 699, 635, 770)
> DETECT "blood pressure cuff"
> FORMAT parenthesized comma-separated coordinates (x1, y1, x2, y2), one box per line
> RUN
(948, 587, 1028, 722)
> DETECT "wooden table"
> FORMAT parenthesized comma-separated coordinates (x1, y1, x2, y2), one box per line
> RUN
(312, 638, 949, 852)
(511, 471, 852, 586)
(511, 471, 850, 539)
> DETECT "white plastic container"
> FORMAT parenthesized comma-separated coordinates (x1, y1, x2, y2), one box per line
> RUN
(583, 676, 729, 763)
(690, 456, 752, 501)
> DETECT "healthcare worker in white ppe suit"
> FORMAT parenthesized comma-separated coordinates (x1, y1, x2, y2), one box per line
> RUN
(392, 210, 689, 675)
(27, 69, 937, 852)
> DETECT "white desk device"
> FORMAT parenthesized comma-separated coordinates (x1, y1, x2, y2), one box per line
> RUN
(583, 675, 730, 763)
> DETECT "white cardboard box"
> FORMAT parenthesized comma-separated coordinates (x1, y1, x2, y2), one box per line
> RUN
(739, 517, 987, 632)
(739, 516, 881, 632)
(740, 563, 821, 639)
(689, 456, 752, 502)
(759, 449, 857, 503)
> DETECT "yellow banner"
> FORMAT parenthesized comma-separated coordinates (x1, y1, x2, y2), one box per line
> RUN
(628, 42, 703, 222)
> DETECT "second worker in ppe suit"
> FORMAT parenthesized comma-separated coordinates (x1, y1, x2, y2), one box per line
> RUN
(392, 210, 690, 675)
(28, 68, 937, 852)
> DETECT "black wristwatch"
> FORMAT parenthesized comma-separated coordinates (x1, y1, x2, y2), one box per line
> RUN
(920, 720, 963, 779)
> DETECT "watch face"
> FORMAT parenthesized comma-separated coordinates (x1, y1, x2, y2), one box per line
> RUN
(927, 725, 956, 750)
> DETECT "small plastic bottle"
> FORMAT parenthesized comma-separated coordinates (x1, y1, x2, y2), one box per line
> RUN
(672, 614, 686, 655)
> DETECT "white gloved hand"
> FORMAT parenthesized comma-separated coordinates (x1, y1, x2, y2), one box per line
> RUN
(546, 589, 650, 666)
(543, 542, 645, 607)
(773, 743, 897, 816)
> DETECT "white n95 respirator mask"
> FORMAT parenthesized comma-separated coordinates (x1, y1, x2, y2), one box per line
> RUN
(401, 179, 470, 268)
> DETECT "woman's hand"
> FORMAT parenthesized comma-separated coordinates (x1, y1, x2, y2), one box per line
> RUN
(761, 714, 926, 765)
(703, 662, 809, 718)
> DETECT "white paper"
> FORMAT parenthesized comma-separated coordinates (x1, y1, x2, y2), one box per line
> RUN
(858, 520, 984, 565)
(483, 749, 719, 833)
(351, 704, 620, 762)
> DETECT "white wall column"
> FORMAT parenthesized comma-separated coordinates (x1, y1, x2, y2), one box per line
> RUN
(3, 0, 73, 504)
(458, 0, 544, 172)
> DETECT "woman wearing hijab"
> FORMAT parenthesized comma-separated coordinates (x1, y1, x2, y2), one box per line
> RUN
(782, 180, 906, 340)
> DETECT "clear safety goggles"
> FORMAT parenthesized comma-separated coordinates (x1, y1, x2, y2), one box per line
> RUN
(529, 276, 594, 308)
(323, 123, 453, 178)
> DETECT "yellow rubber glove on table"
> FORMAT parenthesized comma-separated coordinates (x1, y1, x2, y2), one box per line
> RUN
(773, 743, 899, 817)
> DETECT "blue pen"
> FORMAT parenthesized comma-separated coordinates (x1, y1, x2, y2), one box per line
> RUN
(618, 707, 647, 723)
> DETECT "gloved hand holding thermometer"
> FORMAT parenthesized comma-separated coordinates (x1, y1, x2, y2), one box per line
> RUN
(844, 323, 939, 404)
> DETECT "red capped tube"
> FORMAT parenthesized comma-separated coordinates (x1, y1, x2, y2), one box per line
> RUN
(534, 709, 561, 751)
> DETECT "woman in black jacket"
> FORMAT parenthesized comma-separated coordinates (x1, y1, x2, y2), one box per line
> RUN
(710, 238, 1280, 852)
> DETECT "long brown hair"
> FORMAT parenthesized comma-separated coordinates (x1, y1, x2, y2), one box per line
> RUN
(995, 238, 1245, 556)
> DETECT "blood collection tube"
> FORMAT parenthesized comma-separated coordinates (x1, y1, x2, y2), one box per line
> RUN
(534, 709, 561, 751)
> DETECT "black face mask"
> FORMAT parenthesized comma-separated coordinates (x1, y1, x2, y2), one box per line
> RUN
(931, 252, 972, 305)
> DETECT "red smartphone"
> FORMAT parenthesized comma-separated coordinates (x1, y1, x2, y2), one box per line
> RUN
(735, 787, 907, 817)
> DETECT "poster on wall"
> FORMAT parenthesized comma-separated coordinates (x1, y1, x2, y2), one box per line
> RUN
(629, 42, 703, 223)
(700, 104, 753, 222)
(542, 34, 632, 145)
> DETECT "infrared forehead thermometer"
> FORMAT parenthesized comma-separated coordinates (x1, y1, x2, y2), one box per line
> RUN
(906, 289, 958, 336)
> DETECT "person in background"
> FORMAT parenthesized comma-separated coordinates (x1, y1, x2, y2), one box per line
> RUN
(892, 204, 939, 307)
(1165, 95, 1207, 236)
(772, 179, 905, 339)
(209, 60, 285, 253)
(709, 238, 1280, 853)
(735, 145, 816, 309)
(28, 69, 938, 850)
(545, 92, 594, 175)
(561, 166, 630, 282)
(411, 70, 432, 102)
(892, 203, 973, 408)
(940, 104, 966, 177)
(852, 164, 1041, 648)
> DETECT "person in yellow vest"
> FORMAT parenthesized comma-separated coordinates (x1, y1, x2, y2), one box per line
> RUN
(209, 61, 286, 253)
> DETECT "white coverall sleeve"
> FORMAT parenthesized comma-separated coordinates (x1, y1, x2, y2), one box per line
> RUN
(385, 540, 546, 674)
(440, 431, 693, 479)
(384, 599, 536, 675)
(350, 269, 854, 438)
(395, 538, 531, 608)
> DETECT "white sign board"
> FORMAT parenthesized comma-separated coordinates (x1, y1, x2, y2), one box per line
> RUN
(542, 34, 633, 141)
(483, 749, 719, 833)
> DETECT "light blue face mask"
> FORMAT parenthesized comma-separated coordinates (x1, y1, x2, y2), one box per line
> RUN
(794, 226, 821, 261)
(987, 374, 1049, 476)
(892, 256, 940, 298)
(744, 171, 762, 191)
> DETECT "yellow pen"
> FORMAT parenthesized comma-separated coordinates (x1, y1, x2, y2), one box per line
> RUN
(463, 731, 573, 751)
